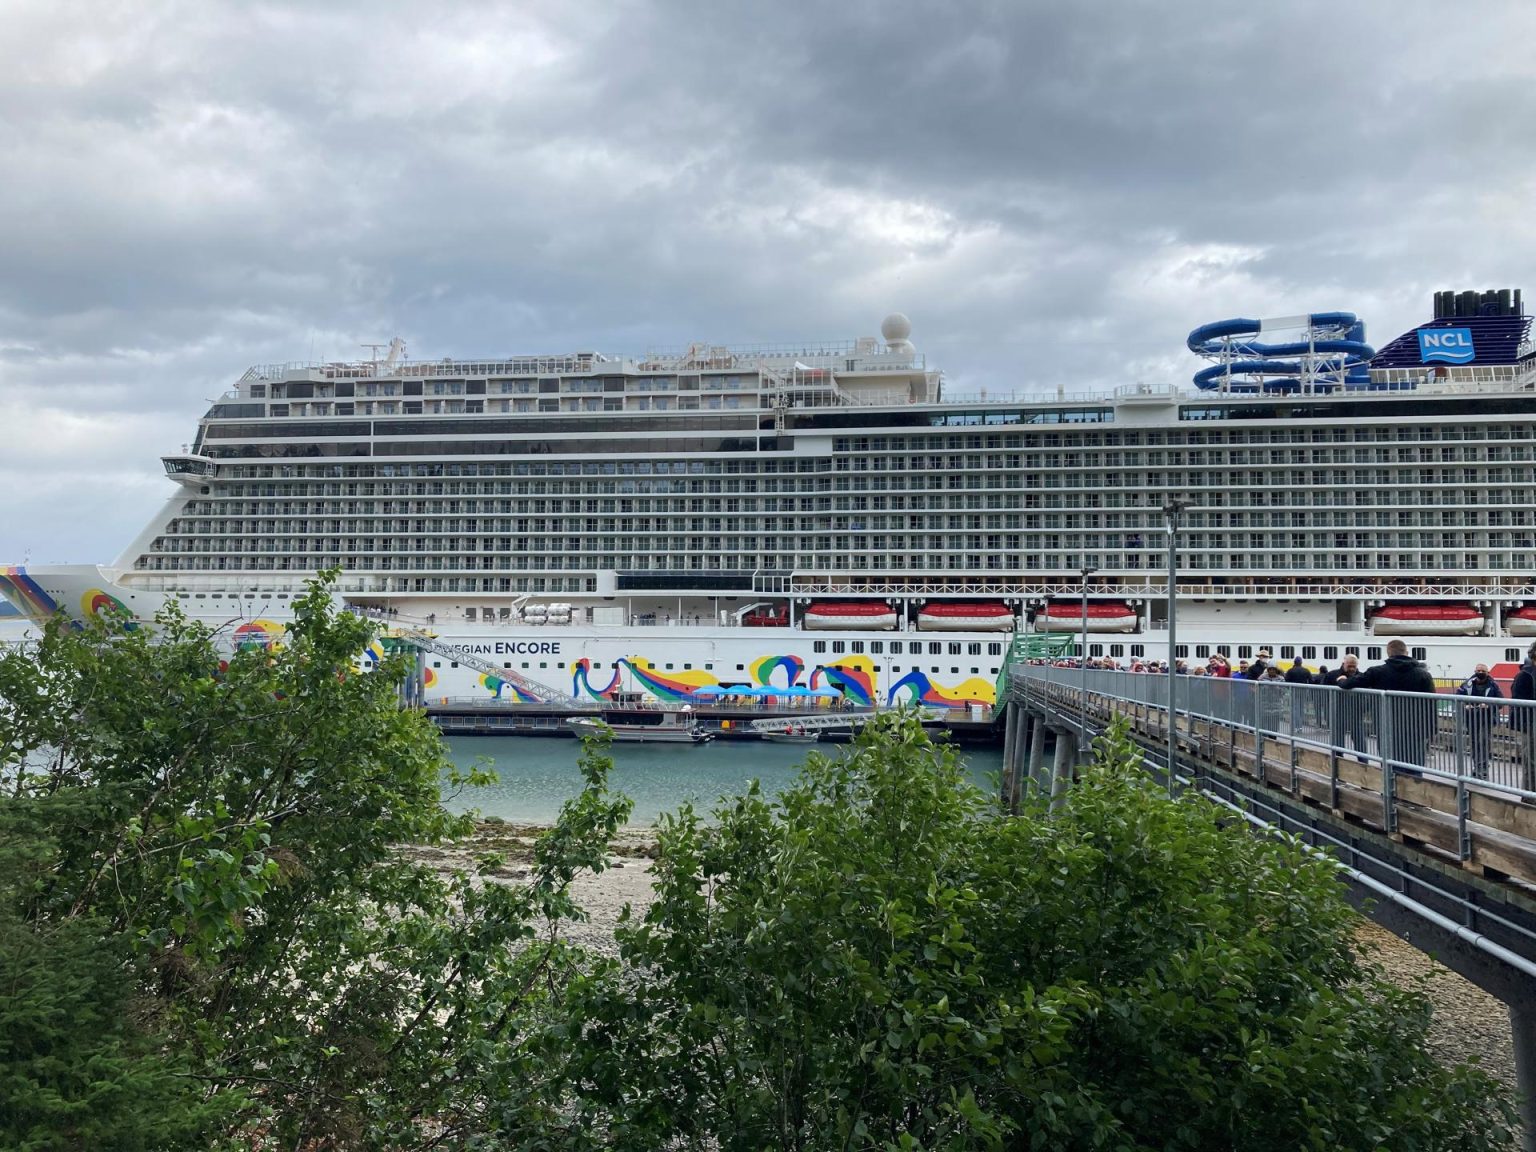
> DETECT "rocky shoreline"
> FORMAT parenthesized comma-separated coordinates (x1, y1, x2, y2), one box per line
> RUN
(407, 821, 1518, 1092)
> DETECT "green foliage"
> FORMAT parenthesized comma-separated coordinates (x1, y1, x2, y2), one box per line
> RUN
(0, 576, 630, 1149)
(1, 595, 1517, 1152)
(564, 714, 1518, 1151)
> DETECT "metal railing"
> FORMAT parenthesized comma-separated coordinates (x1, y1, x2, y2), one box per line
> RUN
(1017, 665, 1536, 798)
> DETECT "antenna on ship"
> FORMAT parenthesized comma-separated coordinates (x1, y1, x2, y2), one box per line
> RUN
(362, 343, 388, 369)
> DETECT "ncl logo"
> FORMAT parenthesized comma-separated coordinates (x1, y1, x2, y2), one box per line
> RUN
(1418, 327, 1475, 364)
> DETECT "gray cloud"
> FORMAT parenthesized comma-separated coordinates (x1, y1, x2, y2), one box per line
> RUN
(2, 0, 1533, 561)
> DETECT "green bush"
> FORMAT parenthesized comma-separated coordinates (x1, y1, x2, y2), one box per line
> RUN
(564, 714, 1517, 1151)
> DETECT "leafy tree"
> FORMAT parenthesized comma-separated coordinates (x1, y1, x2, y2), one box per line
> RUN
(0, 577, 631, 1149)
(563, 714, 1518, 1151)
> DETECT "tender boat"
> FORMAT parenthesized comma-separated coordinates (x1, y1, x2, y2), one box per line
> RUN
(567, 711, 714, 744)
(761, 727, 821, 744)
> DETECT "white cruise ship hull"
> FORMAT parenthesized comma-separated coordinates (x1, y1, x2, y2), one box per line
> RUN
(5, 565, 1534, 704)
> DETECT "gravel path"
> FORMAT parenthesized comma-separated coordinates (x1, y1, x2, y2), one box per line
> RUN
(1355, 919, 1518, 1090)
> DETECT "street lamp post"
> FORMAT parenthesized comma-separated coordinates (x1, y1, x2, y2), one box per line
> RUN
(1162, 498, 1189, 795)
(1080, 566, 1098, 750)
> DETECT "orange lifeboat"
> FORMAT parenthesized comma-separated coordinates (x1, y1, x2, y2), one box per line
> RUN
(916, 602, 1016, 633)
(1369, 604, 1483, 636)
(801, 601, 899, 631)
(1506, 607, 1536, 637)
(1036, 601, 1138, 634)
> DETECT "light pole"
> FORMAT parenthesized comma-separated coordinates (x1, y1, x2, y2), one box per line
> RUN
(1080, 565, 1098, 749)
(1162, 497, 1189, 795)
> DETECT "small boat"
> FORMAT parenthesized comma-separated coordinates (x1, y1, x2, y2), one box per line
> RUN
(761, 727, 821, 745)
(1506, 607, 1536, 637)
(567, 711, 714, 744)
(1035, 601, 1139, 633)
(801, 601, 899, 631)
(1369, 604, 1484, 636)
(916, 601, 1016, 632)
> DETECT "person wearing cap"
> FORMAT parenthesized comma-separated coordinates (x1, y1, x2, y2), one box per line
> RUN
(1455, 663, 1502, 780)
(1242, 649, 1273, 681)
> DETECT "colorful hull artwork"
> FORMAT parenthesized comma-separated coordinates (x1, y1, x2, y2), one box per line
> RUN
(233, 619, 285, 650)
(572, 658, 624, 700)
(0, 567, 59, 618)
(810, 656, 877, 706)
(561, 652, 991, 708)
(616, 657, 718, 702)
(886, 670, 997, 709)
(422, 666, 438, 692)
(81, 588, 136, 627)
(479, 673, 541, 703)
(750, 654, 806, 688)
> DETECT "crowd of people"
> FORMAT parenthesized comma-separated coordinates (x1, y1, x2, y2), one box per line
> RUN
(1033, 640, 1536, 786)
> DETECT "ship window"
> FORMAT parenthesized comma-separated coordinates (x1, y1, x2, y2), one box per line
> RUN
(832, 642, 845, 654)
(1130, 645, 1144, 657)
(988, 643, 1002, 655)
(967, 643, 981, 656)
(1412, 647, 1427, 662)
(929, 642, 941, 655)
(736, 664, 745, 671)
(666, 663, 674, 670)
(1280, 646, 1294, 659)
(871, 641, 883, 654)
(1195, 645, 1209, 658)
(813, 641, 826, 653)
(1507, 648, 1522, 662)
(1367, 647, 1382, 661)
(1109, 644, 1123, 657)
(851, 641, 864, 653)
(1174, 645, 1188, 658)
(1324, 646, 1338, 659)
(432, 661, 441, 668)
(503, 662, 511, 669)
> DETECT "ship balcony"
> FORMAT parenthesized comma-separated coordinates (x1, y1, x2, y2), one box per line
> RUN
(162, 453, 218, 488)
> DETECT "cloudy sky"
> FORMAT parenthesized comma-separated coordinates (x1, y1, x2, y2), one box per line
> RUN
(2, 0, 1534, 564)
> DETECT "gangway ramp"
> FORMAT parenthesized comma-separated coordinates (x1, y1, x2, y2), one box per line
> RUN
(391, 627, 581, 707)
(751, 713, 876, 735)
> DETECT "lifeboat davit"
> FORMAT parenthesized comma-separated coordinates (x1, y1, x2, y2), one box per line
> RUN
(1035, 601, 1139, 634)
(1369, 604, 1484, 636)
(1506, 607, 1536, 637)
(801, 601, 899, 631)
(916, 602, 1016, 632)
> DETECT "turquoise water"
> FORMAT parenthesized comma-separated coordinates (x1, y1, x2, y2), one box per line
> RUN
(442, 735, 1003, 825)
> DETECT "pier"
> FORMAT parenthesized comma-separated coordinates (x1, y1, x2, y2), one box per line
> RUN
(1002, 666, 1536, 1147)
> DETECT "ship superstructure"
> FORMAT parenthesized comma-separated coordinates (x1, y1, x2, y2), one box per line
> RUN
(7, 298, 1536, 702)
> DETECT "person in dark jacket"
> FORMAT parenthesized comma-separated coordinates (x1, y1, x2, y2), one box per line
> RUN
(1344, 640, 1438, 770)
(1454, 664, 1503, 780)
(1243, 649, 1273, 681)
(1511, 642, 1536, 791)
(1328, 655, 1366, 755)
(1285, 657, 1315, 725)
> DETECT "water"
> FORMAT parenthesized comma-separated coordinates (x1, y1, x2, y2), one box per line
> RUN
(442, 735, 1003, 825)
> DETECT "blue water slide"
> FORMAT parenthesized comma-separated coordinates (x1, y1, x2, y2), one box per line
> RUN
(1188, 312, 1374, 391)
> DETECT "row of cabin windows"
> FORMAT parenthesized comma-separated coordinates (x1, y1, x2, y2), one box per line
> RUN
(811, 640, 1003, 656)
(431, 660, 1002, 674)
(1089, 644, 1469, 664)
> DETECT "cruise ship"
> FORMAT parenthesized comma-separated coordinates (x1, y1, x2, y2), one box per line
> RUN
(5, 293, 1536, 705)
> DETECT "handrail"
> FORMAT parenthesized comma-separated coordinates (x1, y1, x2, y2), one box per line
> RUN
(1008, 664, 1536, 889)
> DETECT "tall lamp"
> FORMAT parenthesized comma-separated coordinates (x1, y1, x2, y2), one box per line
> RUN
(1080, 565, 1098, 749)
(1162, 497, 1189, 795)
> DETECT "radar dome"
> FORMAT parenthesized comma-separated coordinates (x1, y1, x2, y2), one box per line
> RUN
(880, 313, 912, 344)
